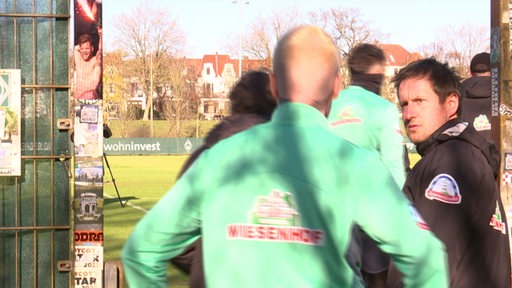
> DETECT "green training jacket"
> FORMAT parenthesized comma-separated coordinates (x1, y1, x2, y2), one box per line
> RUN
(122, 102, 448, 287)
(328, 86, 406, 187)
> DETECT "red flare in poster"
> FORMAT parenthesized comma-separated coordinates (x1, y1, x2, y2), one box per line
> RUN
(76, 0, 96, 22)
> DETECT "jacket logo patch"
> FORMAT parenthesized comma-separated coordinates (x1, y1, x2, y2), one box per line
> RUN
(329, 107, 362, 127)
(425, 174, 461, 204)
(473, 114, 491, 131)
(489, 201, 506, 234)
(249, 189, 300, 226)
(441, 122, 467, 136)
(409, 205, 430, 230)
(226, 190, 325, 245)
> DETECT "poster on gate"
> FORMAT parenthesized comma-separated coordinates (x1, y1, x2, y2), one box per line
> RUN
(75, 245, 103, 270)
(73, 0, 103, 103)
(74, 0, 104, 282)
(74, 269, 103, 288)
(0, 69, 21, 176)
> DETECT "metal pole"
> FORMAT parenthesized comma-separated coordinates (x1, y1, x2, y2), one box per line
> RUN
(491, 0, 512, 201)
(232, 0, 249, 78)
(239, 12, 242, 78)
(491, 0, 512, 268)
(150, 52, 154, 137)
(103, 153, 127, 207)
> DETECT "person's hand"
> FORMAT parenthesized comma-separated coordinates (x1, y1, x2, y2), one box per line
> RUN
(97, 26, 103, 37)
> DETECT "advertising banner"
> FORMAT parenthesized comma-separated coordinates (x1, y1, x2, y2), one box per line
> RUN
(104, 137, 203, 155)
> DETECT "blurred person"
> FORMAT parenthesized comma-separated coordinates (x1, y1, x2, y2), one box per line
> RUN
(388, 57, 510, 287)
(73, 25, 102, 100)
(170, 70, 277, 288)
(175, 70, 277, 178)
(458, 52, 492, 140)
(329, 43, 405, 186)
(122, 25, 448, 287)
(327, 43, 406, 287)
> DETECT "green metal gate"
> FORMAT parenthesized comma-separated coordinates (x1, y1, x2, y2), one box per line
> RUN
(0, 1, 73, 287)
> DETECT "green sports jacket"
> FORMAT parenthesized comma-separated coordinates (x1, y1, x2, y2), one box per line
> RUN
(328, 86, 406, 187)
(122, 102, 447, 287)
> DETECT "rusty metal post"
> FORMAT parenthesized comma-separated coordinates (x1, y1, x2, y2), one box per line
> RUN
(491, 0, 512, 268)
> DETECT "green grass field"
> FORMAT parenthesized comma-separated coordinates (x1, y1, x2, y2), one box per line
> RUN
(102, 155, 190, 287)
(103, 153, 421, 287)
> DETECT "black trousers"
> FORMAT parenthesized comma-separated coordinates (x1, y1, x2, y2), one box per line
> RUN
(170, 238, 205, 288)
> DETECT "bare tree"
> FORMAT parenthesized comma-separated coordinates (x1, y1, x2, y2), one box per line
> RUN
(154, 59, 199, 137)
(225, 5, 302, 66)
(309, 7, 389, 58)
(416, 42, 447, 61)
(102, 51, 146, 137)
(416, 22, 490, 78)
(234, 5, 387, 75)
(111, 0, 186, 121)
(308, 7, 388, 88)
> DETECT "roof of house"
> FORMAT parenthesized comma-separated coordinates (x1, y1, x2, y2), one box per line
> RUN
(200, 54, 234, 76)
(378, 43, 422, 66)
(181, 53, 269, 78)
(178, 58, 202, 79)
(180, 44, 419, 78)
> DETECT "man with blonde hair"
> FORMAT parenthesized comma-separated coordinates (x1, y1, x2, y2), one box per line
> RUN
(122, 25, 448, 287)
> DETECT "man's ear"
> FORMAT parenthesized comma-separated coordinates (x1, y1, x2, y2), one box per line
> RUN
(332, 73, 342, 100)
(269, 72, 279, 100)
(446, 92, 460, 118)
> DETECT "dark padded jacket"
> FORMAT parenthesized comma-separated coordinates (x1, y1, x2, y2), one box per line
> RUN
(399, 119, 510, 287)
(459, 76, 492, 140)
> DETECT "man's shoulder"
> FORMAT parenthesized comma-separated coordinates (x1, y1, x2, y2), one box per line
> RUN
(425, 138, 482, 169)
(335, 88, 391, 108)
(460, 75, 491, 88)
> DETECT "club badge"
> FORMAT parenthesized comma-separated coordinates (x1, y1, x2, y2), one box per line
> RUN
(425, 174, 461, 204)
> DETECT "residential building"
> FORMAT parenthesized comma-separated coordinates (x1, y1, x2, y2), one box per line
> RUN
(103, 45, 418, 120)
(378, 43, 422, 77)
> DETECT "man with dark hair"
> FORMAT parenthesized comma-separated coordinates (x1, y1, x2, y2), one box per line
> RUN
(388, 57, 510, 287)
(459, 52, 492, 140)
(328, 43, 406, 287)
(329, 43, 405, 187)
(122, 25, 448, 287)
(171, 70, 276, 288)
(176, 70, 276, 178)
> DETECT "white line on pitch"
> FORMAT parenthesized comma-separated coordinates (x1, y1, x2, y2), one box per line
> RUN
(104, 193, 148, 213)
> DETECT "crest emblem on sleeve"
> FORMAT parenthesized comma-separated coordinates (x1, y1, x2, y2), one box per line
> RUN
(489, 201, 507, 234)
(425, 174, 461, 204)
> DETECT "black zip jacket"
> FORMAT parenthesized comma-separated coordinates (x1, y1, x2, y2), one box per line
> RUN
(404, 119, 510, 287)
